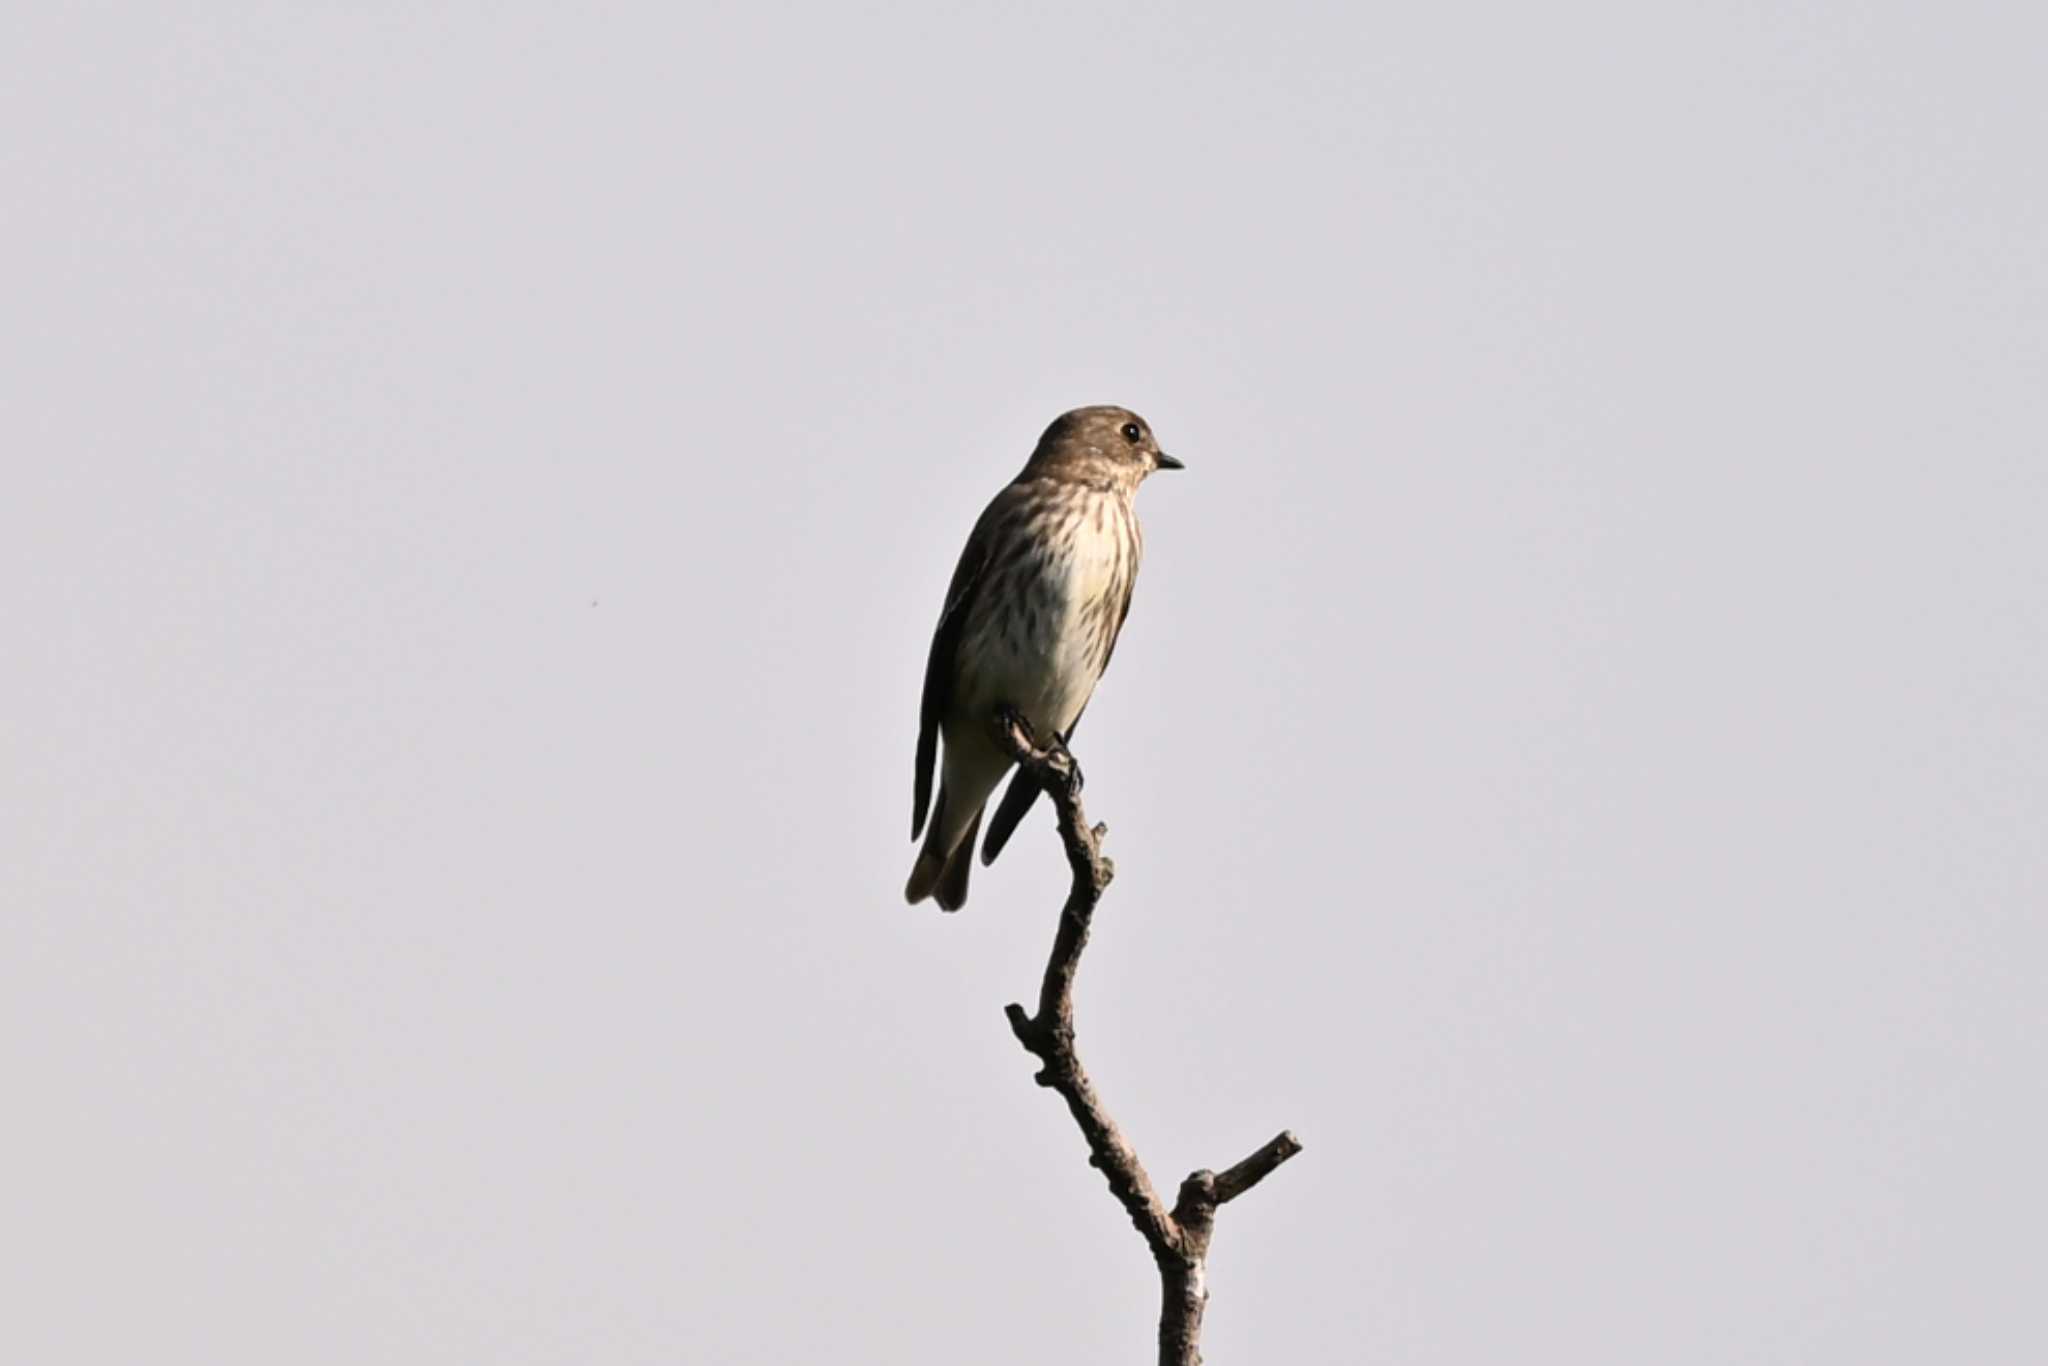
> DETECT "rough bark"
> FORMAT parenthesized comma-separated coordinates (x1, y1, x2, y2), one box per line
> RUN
(992, 709, 1303, 1366)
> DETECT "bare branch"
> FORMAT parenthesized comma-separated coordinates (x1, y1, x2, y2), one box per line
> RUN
(1211, 1131, 1307, 1208)
(991, 709, 1304, 1364)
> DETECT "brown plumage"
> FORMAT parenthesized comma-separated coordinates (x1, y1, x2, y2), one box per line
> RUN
(906, 405, 1183, 910)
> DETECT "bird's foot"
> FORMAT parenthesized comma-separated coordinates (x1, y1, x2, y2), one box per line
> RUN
(1047, 734, 1084, 798)
(991, 706, 1084, 802)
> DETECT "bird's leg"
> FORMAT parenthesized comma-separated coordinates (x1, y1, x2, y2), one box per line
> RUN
(1048, 731, 1084, 797)
(994, 703, 1037, 750)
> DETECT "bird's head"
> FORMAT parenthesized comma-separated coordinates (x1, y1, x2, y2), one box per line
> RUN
(1023, 405, 1184, 490)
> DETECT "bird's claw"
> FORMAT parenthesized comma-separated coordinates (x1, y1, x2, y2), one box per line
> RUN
(1047, 735, 1084, 798)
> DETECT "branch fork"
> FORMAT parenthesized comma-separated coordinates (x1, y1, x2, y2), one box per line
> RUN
(990, 708, 1302, 1366)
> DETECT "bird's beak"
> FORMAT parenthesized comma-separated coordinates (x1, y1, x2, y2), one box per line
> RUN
(1154, 451, 1185, 471)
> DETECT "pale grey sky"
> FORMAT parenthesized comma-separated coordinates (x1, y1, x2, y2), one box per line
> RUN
(4, 4, 2044, 1363)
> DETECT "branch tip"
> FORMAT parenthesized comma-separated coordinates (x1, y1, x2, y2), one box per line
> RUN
(1210, 1130, 1305, 1205)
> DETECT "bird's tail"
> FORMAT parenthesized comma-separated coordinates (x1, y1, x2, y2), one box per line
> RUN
(904, 791, 983, 911)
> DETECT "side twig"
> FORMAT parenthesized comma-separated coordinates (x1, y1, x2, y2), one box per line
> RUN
(993, 709, 1302, 1366)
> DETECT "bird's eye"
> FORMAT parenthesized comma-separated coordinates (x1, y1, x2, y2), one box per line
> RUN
(1121, 422, 1143, 444)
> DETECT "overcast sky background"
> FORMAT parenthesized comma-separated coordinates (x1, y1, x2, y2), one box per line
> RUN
(5, 4, 2044, 1363)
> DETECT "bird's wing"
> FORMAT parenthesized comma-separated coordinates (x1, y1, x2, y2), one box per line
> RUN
(912, 500, 1002, 840)
(979, 570, 1134, 866)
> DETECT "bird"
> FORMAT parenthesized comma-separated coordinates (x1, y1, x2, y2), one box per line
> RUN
(906, 405, 1183, 910)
